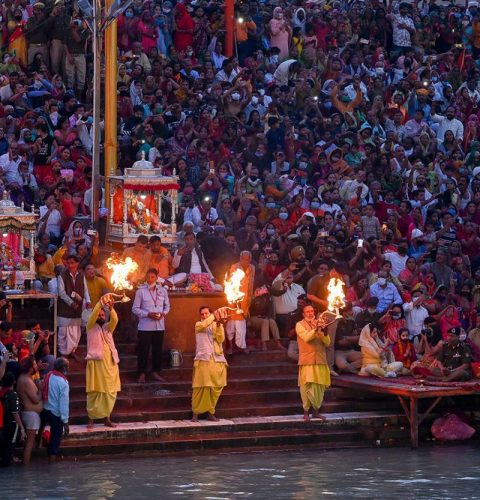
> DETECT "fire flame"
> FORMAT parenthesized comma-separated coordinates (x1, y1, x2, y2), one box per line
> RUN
(224, 268, 245, 304)
(327, 277, 346, 313)
(106, 256, 138, 290)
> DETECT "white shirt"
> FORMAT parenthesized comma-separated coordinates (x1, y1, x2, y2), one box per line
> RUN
(132, 284, 170, 331)
(272, 274, 305, 314)
(384, 252, 409, 277)
(0, 153, 22, 182)
(45, 209, 62, 237)
(431, 114, 464, 142)
(403, 302, 429, 337)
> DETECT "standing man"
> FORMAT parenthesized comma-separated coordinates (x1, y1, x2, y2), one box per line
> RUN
(25, 2, 52, 66)
(132, 268, 170, 384)
(57, 254, 91, 361)
(49, 0, 69, 77)
(0, 372, 26, 467)
(16, 357, 43, 465)
(64, 17, 90, 97)
(85, 293, 120, 429)
(191, 306, 229, 422)
(42, 357, 70, 462)
(295, 304, 331, 421)
(225, 251, 255, 355)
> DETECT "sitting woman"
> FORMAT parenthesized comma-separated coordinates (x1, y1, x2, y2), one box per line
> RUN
(358, 323, 404, 378)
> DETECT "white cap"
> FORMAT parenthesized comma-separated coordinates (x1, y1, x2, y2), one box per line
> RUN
(411, 228, 424, 239)
(468, 1, 479, 8)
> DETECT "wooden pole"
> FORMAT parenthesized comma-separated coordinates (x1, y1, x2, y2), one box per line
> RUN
(104, 0, 118, 219)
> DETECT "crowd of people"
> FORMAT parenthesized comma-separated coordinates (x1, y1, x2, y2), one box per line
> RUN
(3, 0, 480, 464)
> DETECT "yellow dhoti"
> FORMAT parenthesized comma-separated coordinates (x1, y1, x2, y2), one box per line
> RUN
(192, 359, 227, 415)
(298, 364, 330, 412)
(86, 343, 121, 420)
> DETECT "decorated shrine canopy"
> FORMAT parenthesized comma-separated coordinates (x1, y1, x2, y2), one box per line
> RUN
(123, 179, 180, 191)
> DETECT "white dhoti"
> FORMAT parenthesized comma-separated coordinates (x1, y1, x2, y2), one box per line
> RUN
(161, 273, 223, 291)
(226, 320, 247, 349)
(58, 317, 82, 356)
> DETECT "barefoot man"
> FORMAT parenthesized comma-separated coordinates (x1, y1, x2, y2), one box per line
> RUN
(16, 357, 43, 464)
(85, 293, 120, 428)
(191, 306, 229, 422)
(295, 304, 331, 421)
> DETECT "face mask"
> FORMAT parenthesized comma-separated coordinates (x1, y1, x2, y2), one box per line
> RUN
(279, 212, 289, 220)
(231, 92, 241, 101)
(323, 101, 332, 109)
(311, 202, 320, 209)
(266, 202, 276, 209)
(300, 178, 307, 186)
(251, 96, 259, 105)
(377, 277, 386, 286)
(86, 116, 93, 125)
(125, 11, 134, 18)
(459, 333, 467, 342)
(368, 307, 377, 314)
(255, 150, 264, 157)
(215, 226, 225, 233)
(375, 67, 385, 75)
(163, 7, 171, 14)
(220, 172, 228, 178)
(299, 161, 308, 169)
(186, 50, 193, 56)
(391, 313, 401, 320)
(267, 228, 276, 236)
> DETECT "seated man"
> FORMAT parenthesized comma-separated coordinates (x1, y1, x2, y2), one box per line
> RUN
(170, 233, 222, 291)
(428, 327, 472, 382)
(334, 302, 362, 374)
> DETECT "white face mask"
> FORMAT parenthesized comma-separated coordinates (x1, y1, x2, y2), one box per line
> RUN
(375, 67, 385, 75)
(459, 333, 467, 342)
(251, 96, 259, 105)
(231, 92, 241, 101)
(377, 277, 386, 286)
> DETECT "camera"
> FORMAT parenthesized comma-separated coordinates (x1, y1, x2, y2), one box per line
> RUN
(421, 328, 433, 338)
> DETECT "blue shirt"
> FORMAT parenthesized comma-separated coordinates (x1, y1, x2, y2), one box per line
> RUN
(43, 374, 69, 423)
(370, 282, 403, 313)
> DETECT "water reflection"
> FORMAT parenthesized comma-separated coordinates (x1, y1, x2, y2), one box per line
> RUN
(3, 446, 480, 499)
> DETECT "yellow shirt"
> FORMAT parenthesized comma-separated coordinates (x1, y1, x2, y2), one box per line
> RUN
(86, 276, 109, 307)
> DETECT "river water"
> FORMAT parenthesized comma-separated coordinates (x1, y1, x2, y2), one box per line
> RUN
(3, 446, 479, 499)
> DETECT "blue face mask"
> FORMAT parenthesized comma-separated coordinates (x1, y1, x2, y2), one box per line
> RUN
(324, 101, 333, 109)
(311, 202, 320, 209)
(86, 116, 93, 124)
(125, 11, 134, 18)
(300, 178, 307, 186)
(279, 212, 289, 220)
(266, 202, 276, 209)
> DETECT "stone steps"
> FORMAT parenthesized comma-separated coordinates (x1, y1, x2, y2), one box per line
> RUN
(56, 412, 408, 457)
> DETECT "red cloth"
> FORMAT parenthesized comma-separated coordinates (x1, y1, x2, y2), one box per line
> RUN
(42, 370, 67, 402)
(173, 3, 194, 51)
(392, 341, 417, 369)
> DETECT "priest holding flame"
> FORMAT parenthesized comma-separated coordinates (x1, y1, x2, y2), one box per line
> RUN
(85, 293, 122, 429)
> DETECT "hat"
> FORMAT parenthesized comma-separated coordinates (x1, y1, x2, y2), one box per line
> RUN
(366, 297, 379, 307)
(411, 228, 424, 239)
(468, 1, 479, 7)
(33, 1, 45, 8)
(303, 211, 315, 218)
(447, 327, 461, 335)
(54, 0, 64, 5)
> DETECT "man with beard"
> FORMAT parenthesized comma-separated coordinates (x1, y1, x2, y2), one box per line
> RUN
(85, 293, 120, 429)
(392, 327, 417, 372)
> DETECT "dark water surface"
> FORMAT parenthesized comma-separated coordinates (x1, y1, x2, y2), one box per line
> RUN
(3, 445, 480, 499)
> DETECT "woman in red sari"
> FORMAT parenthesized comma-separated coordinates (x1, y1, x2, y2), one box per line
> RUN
(173, 3, 194, 53)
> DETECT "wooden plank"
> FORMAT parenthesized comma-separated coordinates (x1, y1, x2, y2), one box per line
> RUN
(332, 375, 480, 399)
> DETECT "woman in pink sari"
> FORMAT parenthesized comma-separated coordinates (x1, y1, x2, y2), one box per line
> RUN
(269, 7, 291, 60)
(437, 305, 461, 340)
(138, 10, 158, 53)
